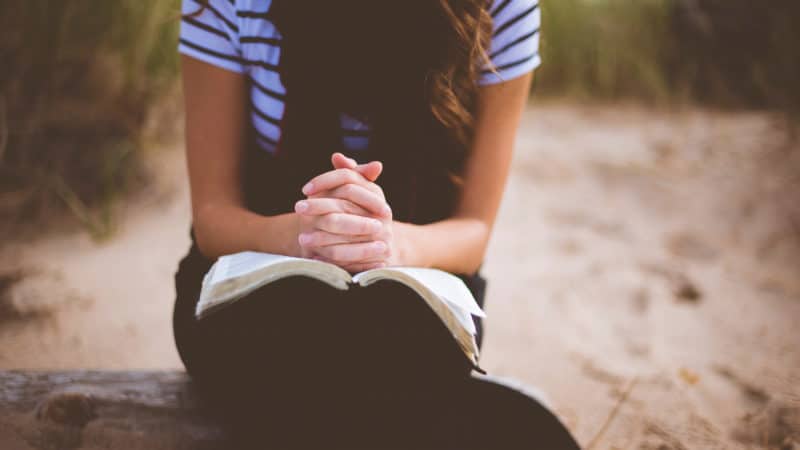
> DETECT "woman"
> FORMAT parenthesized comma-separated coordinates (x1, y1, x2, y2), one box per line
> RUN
(174, 0, 578, 448)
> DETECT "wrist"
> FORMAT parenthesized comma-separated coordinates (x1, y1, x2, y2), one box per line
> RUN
(284, 213, 302, 257)
(393, 222, 424, 267)
(254, 212, 302, 257)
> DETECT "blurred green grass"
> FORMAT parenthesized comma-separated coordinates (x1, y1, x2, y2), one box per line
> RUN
(0, 0, 797, 236)
(536, 0, 674, 103)
(536, 0, 800, 110)
(0, 0, 181, 238)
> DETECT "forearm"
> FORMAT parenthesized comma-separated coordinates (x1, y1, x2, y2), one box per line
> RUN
(192, 203, 301, 260)
(392, 74, 533, 275)
(395, 217, 490, 275)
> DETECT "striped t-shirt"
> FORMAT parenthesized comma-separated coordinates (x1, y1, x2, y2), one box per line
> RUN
(179, 0, 541, 154)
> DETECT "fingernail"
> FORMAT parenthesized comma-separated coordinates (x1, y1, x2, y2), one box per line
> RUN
(371, 219, 383, 232)
(295, 200, 308, 213)
(302, 182, 313, 195)
(298, 234, 311, 245)
(374, 241, 387, 252)
(382, 205, 392, 217)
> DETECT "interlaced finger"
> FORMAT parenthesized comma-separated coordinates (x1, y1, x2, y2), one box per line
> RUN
(311, 184, 390, 218)
(312, 241, 388, 264)
(295, 198, 370, 217)
(315, 213, 383, 236)
(298, 230, 372, 248)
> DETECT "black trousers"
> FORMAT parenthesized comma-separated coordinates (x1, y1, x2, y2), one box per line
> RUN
(173, 242, 580, 449)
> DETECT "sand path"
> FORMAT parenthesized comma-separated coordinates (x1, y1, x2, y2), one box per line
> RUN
(2, 104, 798, 448)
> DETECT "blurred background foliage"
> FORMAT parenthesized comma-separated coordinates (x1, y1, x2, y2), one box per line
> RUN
(537, 0, 800, 110)
(0, 0, 181, 237)
(0, 0, 798, 236)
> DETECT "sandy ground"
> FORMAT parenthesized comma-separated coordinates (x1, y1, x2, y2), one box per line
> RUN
(1, 103, 798, 449)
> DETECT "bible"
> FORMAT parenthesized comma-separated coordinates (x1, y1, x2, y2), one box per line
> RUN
(197, 251, 486, 366)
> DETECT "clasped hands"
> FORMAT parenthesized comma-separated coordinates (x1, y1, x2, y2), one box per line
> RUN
(295, 153, 398, 273)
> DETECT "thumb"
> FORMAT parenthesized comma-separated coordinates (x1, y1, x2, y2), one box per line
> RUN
(357, 161, 383, 182)
(331, 153, 383, 182)
(331, 152, 357, 170)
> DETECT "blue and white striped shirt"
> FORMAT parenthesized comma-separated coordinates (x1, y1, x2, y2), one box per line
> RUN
(179, 0, 541, 154)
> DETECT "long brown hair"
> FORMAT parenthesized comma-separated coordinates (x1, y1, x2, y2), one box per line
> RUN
(429, 0, 494, 147)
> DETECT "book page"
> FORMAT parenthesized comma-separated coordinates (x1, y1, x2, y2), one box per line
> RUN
(353, 267, 483, 364)
(197, 252, 353, 320)
(355, 267, 486, 318)
(441, 298, 478, 335)
(207, 251, 305, 286)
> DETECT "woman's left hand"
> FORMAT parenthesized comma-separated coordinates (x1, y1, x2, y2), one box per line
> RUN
(296, 153, 401, 272)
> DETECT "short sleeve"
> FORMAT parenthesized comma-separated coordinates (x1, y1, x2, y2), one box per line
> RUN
(178, 0, 244, 73)
(480, 0, 541, 86)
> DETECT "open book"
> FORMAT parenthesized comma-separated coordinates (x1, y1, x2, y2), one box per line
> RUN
(198, 251, 486, 367)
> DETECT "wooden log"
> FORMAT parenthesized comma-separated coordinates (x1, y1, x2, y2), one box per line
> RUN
(0, 371, 582, 450)
(0, 371, 228, 450)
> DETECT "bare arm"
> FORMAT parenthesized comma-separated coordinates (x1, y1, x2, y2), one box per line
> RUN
(182, 56, 300, 259)
(395, 73, 533, 274)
